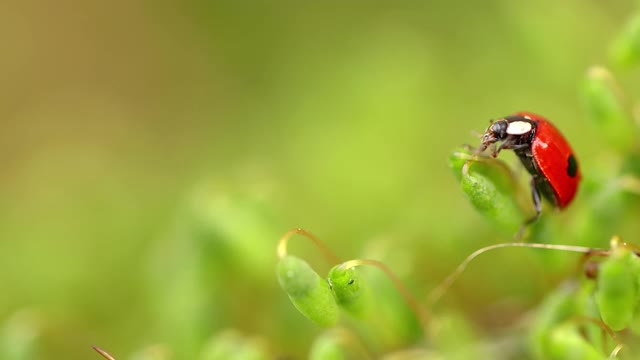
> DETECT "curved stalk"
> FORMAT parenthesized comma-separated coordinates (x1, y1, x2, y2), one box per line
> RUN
(277, 228, 341, 264)
(427, 242, 604, 308)
(338, 259, 430, 329)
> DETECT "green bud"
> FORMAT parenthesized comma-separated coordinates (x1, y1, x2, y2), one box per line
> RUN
(529, 283, 578, 360)
(277, 256, 338, 326)
(628, 254, 640, 336)
(186, 186, 280, 280)
(582, 67, 636, 153)
(595, 247, 638, 331)
(610, 13, 640, 68)
(569, 178, 628, 248)
(130, 344, 171, 360)
(546, 325, 604, 360)
(629, 305, 640, 336)
(199, 330, 241, 360)
(309, 330, 349, 360)
(200, 330, 269, 360)
(449, 148, 473, 182)
(0, 310, 42, 360)
(449, 148, 530, 234)
(431, 311, 478, 359)
(574, 281, 604, 352)
(235, 337, 269, 360)
(328, 265, 371, 318)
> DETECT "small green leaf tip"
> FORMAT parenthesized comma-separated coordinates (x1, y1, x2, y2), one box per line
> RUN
(309, 330, 349, 360)
(200, 330, 270, 360)
(610, 13, 640, 68)
(546, 325, 604, 360)
(277, 256, 338, 326)
(582, 66, 637, 153)
(595, 247, 638, 331)
(328, 265, 370, 317)
(449, 148, 529, 234)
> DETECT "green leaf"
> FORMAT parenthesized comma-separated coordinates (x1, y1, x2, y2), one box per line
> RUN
(610, 13, 640, 68)
(449, 148, 530, 234)
(546, 325, 604, 360)
(595, 247, 638, 331)
(130, 345, 172, 360)
(277, 256, 339, 326)
(529, 283, 578, 360)
(0, 310, 41, 360)
(309, 330, 349, 360)
(328, 265, 371, 318)
(582, 66, 637, 153)
(200, 330, 269, 360)
(628, 305, 640, 336)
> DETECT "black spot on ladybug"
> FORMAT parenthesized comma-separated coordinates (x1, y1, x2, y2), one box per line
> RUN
(567, 154, 578, 178)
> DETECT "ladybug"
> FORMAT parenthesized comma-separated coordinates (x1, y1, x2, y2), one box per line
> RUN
(477, 111, 581, 223)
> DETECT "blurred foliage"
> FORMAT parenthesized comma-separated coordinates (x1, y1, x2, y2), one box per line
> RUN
(2, 0, 640, 359)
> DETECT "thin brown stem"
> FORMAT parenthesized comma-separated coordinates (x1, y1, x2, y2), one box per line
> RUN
(276, 228, 341, 264)
(426, 242, 603, 308)
(577, 249, 610, 276)
(572, 316, 620, 354)
(93, 346, 116, 360)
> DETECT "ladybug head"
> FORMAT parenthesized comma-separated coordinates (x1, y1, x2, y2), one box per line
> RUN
(478, 119, 508, 152)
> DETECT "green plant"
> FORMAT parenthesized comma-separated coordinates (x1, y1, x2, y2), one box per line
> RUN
(81, 5, 640, 360)
(272, 9, 640, 360)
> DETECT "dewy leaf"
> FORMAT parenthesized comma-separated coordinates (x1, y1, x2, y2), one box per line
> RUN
(610, 13, 640, 68)
(595, 247, 637, 331)
(582, 66, 637, 153)
(449, 148, 529, 234)
(277, 256, 339, 326)
(328, 265, 371, 318)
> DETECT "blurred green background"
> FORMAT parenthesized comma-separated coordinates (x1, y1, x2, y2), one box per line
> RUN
(1, 1, 637, 359)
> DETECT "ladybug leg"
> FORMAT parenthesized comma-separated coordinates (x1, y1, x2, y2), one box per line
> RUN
(465, 144, 493, 158)
(497, 142, 529, 153)
(463, 143, 480, 153)
(528, 177, 543, 223)
(494, 138, 528, 157)
(515, 178, 542, 240)
(489, 143, 498, 157)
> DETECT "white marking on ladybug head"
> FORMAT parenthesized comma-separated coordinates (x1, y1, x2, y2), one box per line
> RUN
(506, 121, 532, 135)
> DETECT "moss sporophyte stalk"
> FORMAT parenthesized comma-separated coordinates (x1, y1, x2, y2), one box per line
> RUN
(275, 229, 428, 332)
(274, 27, 640, 354)
(274, 224, 640, 358)
(277, 51, 640, 355)
(91, 7, 640, 359)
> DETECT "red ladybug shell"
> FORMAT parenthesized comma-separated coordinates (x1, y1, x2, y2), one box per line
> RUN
(515, 111, 581, 208)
